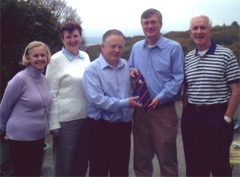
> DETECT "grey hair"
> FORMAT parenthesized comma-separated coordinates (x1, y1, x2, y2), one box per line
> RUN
(102, 29, 125, 43)
(190, 14, 212, 28)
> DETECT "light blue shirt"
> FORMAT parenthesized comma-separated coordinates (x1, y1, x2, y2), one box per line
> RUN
(62, 47, 84, 61)
(82, 54, 133, 122)
(128, 35, 184, 104)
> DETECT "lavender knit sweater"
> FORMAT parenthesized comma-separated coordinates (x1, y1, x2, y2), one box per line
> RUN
(0, 66, 52, 141)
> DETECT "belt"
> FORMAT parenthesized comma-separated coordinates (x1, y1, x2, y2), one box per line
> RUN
(188, 103, 228, 112)
(156, 102, 174, 109)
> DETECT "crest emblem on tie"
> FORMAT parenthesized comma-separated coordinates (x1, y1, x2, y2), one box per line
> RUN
(138, 79, 143, 84)
(133, 73, 152, 112)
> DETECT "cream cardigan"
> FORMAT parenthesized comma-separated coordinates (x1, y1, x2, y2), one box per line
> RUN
(46, 50, 90, 130)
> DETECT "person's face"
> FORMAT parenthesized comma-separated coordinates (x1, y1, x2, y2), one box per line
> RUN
(141, 14, 162, 39)
(27, 46, 48, 71)
(101, 34, 125, 67)
(61, 29, 81, 55)
(190, 17, 212, 50)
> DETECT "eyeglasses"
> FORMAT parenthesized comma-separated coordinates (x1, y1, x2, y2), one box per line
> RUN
(142, 20, 160, 26)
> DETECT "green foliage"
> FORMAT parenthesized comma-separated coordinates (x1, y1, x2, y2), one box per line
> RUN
(85, 24, 239, 64)
(0, 0, 81, 98)
(85, 36, 145, 61)
(165, 25, 240, 63)
(1, 0, 239, 99)
(0, 0, 61, 97)
(85, 45, 101, 61)
(39, 0, 82, 24)
(1, 0, 61, 63)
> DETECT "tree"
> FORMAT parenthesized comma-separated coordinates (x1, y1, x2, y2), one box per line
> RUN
(39, 0, 82, 23)
(38, 0, 88, 49)
(0, 0, 84, 98)
(231, 21, 239, 28)
(0, 0, 60, 97)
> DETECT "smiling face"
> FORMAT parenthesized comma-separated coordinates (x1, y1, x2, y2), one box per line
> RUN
(190, 16, 212, 51)
(101, 34, 125, 67)
(27, 45, 48, 71)
(141, 14, 162, 44)
(61, 29, 81, 55)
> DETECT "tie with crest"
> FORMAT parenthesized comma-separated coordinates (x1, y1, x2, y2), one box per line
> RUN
(133, 72, 153, 112)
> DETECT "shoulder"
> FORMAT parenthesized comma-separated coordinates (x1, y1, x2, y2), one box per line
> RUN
(185, 49, 196, 60)
(83, 59, 102, 80)
(120, 59, 130, 70)
(52, 51, 63, 57)
(162, 36, 181, 47)
(79, 50, 89, 57)
(14, 69, 28, 80)
(41, 73, 48, 81)
(49, 51, 68, 67)
(133, 39, 145, 48)
(79, 50, 90, 62)
(85, 58, 100, 70)
(8, 69, 27, 87)
(120, 58, 128, 65)
(186, 49, 196, 56)
(215, 44, 234, 55)
(51, 51, 65, 61)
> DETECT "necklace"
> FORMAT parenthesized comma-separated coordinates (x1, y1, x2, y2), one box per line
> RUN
(33, 77, 48, 114)
(27, 67, 48, 114)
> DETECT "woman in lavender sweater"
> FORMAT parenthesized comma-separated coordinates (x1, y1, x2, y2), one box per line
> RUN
(0, 41, 52, 176)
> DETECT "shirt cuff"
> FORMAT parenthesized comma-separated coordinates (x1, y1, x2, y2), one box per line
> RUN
(119, 98, 129, 108)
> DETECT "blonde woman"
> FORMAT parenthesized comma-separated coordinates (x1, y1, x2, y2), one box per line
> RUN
(0, 41, 52, 176)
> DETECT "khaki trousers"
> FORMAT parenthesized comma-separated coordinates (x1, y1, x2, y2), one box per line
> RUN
(133, 103, 179, 177)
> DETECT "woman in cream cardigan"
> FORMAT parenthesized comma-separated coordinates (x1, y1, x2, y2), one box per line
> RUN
(46, 21, 90, 176)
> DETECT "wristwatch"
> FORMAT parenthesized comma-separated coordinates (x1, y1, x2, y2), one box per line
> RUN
(224, 116, 232, 124)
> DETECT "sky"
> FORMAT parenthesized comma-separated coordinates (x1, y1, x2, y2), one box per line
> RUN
(66, 0, 239, 41)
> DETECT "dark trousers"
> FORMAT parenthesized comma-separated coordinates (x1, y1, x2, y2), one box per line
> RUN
(181, 103, 234, 177)
(9, 138, 44, 177)
(87, 118, 132, 177)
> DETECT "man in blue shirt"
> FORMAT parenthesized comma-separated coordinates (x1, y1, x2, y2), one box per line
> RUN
(128, 8, 184, 176)
(82, 29, 142, 177)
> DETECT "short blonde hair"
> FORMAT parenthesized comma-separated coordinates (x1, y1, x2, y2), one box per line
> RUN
(21, 41, 51, 66)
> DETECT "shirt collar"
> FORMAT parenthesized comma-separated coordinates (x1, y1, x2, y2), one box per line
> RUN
(194, 41, 217, 56)
(143, 34, 164, 49)
(61, 47, 84, 61)
(99, 53, 125, 70)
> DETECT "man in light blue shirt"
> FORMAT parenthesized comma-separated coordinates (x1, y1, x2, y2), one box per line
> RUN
(128, 8, 184, 177)
(82, 29, 142, 177)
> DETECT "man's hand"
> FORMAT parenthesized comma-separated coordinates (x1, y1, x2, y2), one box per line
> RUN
(130, 68, 139, 78)
(128, 96, 143, 108)
(148, 97, 159, 110)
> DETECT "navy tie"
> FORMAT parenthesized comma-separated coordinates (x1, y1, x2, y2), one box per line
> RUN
(133, 73, 153, 112)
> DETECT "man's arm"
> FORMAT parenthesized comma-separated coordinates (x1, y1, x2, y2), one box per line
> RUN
(225, 82, 240, 119)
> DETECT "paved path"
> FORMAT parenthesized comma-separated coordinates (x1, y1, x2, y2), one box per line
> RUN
(41, 132, 240, 177)
(41, 102, 240, 176)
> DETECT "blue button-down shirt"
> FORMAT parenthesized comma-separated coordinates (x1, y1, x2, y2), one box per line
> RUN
(82, 54, 133, 122)
(128, 35, 184, 104)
